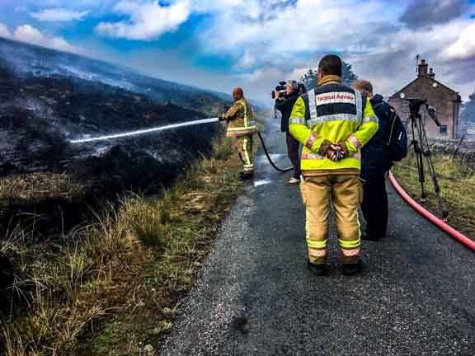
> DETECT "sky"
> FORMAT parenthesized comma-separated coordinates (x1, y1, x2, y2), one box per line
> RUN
(0, 0, 474, 104)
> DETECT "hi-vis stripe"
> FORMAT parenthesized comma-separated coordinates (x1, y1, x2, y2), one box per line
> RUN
(355, 90, 363, 121)
(226, 126, 257, 137)
(308, 114, 360, 127)
(307, 239, 327, 249)
(363, 115, 378, 123)
(339, 238, 361, 249)
(308, 89, 317, 121)
(289, 117, 306, 125)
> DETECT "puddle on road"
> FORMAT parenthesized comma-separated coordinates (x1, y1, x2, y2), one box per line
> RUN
(255, 153, 287, 164)
(254, 179, 272, 187)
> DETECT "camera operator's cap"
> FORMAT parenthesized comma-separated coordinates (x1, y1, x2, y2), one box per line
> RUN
(286, 80, 298, 90)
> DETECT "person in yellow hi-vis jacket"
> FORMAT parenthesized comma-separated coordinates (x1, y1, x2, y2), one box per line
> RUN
(289, 55, 379, 276)
(220, 88, 257, 180)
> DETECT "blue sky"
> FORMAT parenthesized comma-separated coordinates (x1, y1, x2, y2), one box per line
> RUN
(0, 0, 474, 103)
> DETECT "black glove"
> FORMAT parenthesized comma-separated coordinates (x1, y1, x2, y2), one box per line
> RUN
(218, 114, 226, 121)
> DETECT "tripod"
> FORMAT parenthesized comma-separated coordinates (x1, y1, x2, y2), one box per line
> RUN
(407, 99, 448, 220)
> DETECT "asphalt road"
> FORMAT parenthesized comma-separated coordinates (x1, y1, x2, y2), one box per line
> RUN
(159, 123, 475, 356)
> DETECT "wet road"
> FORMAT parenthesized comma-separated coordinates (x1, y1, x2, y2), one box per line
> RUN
(159, 123, 475, 355)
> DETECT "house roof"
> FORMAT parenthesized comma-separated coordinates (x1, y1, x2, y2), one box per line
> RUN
(390, 76, 461, 102)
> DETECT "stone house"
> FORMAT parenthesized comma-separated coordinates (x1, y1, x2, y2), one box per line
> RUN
(389, 59, 462, 139)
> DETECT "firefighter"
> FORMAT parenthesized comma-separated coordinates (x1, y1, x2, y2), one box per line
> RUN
(289, 55, 379, 276)
(220, 88, 256, 180)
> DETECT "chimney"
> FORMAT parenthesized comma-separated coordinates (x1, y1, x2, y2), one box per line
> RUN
(428, 67, 435, 78)
(418, 59, 428, 77)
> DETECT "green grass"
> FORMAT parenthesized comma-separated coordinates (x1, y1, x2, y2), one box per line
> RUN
(392, 151, 475, 239)
(0, 137, 242, 355)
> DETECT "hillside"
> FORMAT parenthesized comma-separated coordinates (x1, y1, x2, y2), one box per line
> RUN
(0, 38, 230, 187)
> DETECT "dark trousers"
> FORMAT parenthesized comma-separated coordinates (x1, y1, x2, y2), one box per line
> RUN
(286, 132, 301, 179)
(361, 175, 388, 238)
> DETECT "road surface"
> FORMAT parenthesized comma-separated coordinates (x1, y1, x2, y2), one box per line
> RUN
(159, 123, 475, 355)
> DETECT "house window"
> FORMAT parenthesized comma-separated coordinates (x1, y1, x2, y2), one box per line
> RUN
(440, 125, 447, 134)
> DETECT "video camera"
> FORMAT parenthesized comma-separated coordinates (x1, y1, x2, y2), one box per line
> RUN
(407, 98, 440, 126)
(271, 81, 287, 99)
(271, 81, 307, 99)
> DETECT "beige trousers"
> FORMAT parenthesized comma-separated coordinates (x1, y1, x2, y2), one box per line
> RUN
(300, 173, 362, 265)
(235, 135, 254, 173)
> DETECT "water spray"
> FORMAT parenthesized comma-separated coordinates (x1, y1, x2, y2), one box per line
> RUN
(69, 117, 292, 173)
(69, 117, 220, 144)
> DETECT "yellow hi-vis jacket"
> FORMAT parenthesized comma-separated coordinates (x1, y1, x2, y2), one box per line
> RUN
(289, 78, 378, 171)
(223, 98, 257, 137)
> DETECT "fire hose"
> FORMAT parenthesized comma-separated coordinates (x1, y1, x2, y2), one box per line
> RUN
(256, 131, 293, 173)
(389, 172, 475, 252)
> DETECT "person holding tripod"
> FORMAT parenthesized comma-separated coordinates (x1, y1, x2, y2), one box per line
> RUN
(275, 80, 302, 184)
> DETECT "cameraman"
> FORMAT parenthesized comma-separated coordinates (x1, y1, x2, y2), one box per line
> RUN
(275, 80, 302, 184)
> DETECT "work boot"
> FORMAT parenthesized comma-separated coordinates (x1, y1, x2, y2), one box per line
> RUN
(287, 177, 300, 185)
(307, 262, 333, 276)
(239, 170, 254, 180)
(341, 260, 363, 276)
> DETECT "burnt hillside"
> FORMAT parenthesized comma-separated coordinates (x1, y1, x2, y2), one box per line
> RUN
(0, 38, 230, 190)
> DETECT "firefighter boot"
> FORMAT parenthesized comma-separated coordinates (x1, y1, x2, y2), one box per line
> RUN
(341, 260, 363, 276)
(239, 170, 254, 180)
(307, 262, 333, 276)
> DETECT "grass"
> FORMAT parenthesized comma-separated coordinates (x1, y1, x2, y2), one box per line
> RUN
(0, 136, 242, 355)
(0, 173, 85, 202)
(392, 151, 475, 239)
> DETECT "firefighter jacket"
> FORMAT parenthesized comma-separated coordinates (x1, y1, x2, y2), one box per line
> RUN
(289, 75, 379, 171)
(222, 98, 257, 137)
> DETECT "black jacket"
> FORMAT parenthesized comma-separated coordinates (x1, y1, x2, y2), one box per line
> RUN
(361, 94, 392, 181)
(275, 91, 300, 132)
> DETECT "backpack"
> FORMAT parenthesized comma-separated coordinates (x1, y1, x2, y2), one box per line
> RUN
(386, 106, 407, 161)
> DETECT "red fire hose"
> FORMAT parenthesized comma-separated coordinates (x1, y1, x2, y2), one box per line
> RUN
(388, 171, 475, 252)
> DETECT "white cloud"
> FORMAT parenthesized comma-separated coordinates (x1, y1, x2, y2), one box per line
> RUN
(347, 19, 474, 96)
(96, 0, 190, 40)
(13, 24, 81, 53)
(184, 0, 475, 101)
(0, 22, 11, 38)
(238, 50, 256, 68)
(442, 22, 475, 60)
(31, 8, 90, 22)
(195, 0, 391, 61)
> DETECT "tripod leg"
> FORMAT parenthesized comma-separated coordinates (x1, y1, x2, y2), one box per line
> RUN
(411, 119, 426, 202)
(426, 154, 448, 220)
(416, 144, 426, 202)
(420, 123, 449, 220)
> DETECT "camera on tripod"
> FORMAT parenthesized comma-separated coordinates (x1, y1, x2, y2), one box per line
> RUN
(407, 98, 440, 126)
(404, 97, 448, 219)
